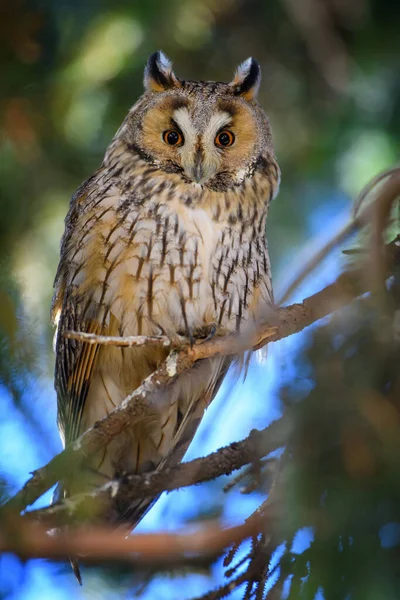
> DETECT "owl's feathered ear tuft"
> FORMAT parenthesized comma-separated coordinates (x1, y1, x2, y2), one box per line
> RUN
(144, 51, 180, 92)
(231, 57, 261, 100)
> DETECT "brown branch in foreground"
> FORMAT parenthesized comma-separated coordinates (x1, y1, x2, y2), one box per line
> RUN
(2, 236, 400, 518)
(28, 418, 290, 528)
(0, 518, 261, 563)
(2, 354, 189, 514)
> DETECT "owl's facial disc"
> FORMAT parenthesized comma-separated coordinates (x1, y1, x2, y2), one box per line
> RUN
(127, 53, 276, 190)
(140, 96, 260, 189)
(171, 107, 234, 184)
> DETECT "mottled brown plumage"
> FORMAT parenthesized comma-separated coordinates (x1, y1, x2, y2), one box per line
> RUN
(52, 52, 280, 543)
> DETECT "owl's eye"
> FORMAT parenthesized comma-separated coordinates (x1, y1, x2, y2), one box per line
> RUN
(215, 130, 235, 148)
(163, 130, 183, 146)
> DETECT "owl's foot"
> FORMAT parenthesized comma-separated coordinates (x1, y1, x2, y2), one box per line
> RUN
(201, 323, 217, 343)
(193, 323, 221, 344)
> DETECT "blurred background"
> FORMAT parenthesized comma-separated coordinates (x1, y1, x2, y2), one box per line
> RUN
(0, 0, 399, 598)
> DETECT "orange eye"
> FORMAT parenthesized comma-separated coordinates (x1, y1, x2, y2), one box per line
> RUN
(215, 130, 235, 148)
(163, 130, 183, 146)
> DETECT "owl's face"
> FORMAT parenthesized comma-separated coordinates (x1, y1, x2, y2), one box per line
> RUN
(123, 52, 275, 192)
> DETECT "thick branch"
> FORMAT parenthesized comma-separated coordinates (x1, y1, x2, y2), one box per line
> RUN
(3, 237, 400, 516)
(28, 417, 290, 527)
(0, 518, 261, 563)
(188, 236, 400, 360)
(2, 353, 192, 515)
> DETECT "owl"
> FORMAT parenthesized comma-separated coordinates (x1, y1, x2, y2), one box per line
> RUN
(52, 51, 280, 571)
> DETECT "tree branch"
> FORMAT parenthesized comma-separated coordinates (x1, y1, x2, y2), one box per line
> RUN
(27, 418, 290, 527)
(64, 330, 173, 348)
(2, 237, 400, 518)
(2, 354, 189, 515)
(0, 517, 262, 564)
(278, 166, 400, 305)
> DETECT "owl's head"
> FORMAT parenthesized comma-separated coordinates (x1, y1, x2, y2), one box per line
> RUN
(122, 52, 276, 192)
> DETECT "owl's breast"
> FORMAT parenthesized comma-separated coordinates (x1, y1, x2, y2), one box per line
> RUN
(210, 227, 273, 332)
(69, 194, 222, 338)
(67, 183, 273, 340)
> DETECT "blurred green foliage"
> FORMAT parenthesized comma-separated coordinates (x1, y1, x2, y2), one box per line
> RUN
(276, 271, 400, 600)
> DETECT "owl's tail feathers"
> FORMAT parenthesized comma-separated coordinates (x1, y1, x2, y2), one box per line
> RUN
(70, 556, 83, 585)
(115, 496, 159, 531)
(51, 483, 83, 585)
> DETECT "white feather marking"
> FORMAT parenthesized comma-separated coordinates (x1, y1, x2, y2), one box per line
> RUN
(157, 51, 172, 74)
(173, 108, 197, 148)
(235, 57, 252, 81)
(204, 112, 232, 139)
(202, 112, 232, 165)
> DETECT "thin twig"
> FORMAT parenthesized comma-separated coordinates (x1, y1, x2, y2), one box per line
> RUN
(278, 167, 400, 305)
(369, 171, 400, 294)
(64, 330, 173, 348)
(277, 218, 357, 305)
(353, 166, 400, 220)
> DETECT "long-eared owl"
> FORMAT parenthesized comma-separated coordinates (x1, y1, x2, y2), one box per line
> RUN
(52, 52, 280, 534)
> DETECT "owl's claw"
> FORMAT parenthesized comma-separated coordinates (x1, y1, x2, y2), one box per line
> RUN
(203, 323, 217, 343)
(189, 330, 195, 348)
(193, 323, 218, 345)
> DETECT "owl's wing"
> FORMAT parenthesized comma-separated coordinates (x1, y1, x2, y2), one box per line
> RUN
(52, 175, 102, 447)
(164, 356, 231, 467)
(54, 303, 101, 446)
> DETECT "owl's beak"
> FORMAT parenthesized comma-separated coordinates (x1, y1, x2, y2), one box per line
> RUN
(183, 147, 217, 185)
(191, 150, 205, 184)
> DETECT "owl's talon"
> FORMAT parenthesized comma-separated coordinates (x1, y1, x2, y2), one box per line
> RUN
(202, 324, 217, 343)
(188, 330, 195, 348)
(193, 323, 218, 345)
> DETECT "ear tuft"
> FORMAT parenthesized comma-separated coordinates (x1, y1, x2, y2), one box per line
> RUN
(144, 51, 180, 92)
(231, 57, 261, 100)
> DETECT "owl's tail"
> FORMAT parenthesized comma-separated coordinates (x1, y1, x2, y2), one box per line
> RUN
(51, 483, 83, 585)
(50, 481, 155, 585)
(70, 556, 82, 585)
